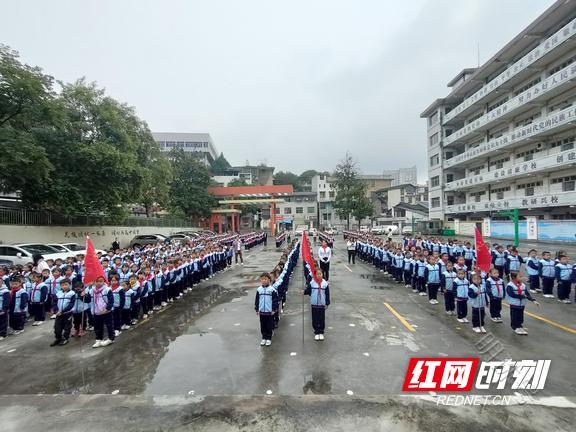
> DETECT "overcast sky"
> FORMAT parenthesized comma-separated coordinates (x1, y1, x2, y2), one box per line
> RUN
(1, 0, 554, 181)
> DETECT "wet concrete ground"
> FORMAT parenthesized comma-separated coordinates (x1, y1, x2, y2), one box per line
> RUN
(0, 238, 575, 430)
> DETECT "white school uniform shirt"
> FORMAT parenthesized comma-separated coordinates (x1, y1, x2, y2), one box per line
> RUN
(318, 246, 332, 263)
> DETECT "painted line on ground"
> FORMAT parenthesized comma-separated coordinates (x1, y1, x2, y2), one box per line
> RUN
(343, 264, 353, 272)
(383, 302, 416, 332)
(502, 303, 576, 334)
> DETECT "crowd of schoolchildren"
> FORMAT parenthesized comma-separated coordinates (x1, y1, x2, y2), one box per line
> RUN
(254, 239, 300, 346)
(0, 232, 267, 347)
(344, 230, 574, 336)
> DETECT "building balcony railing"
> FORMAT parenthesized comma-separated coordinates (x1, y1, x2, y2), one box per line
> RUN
(445, 147, 576, 191)
(443, 17, 576, 125)
(444, 63, 576, 147)
(444, 105, 576, 169)
(444, 190, 576, 214)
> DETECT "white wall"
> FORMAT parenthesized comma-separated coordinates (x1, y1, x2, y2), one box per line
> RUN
(0, 225, 199, 250)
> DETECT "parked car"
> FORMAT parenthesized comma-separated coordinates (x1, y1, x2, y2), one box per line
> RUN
(165, 234, 193, 244)
(384, 225, 400, 235)
(308, 227, 317, 236)
(402, 226, 413, 235)
(370, 225, 385, 235)
(360, 225, 370, 233)
(325, 227, 338, 235)
(0, 244, 72, 266)
(295, 225, 307, 236)
(0, 259, 14, 266)
(48, 243, 105, 255)
(129, 234, 168, 249)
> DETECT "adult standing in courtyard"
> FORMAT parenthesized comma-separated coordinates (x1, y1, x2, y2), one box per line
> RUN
(318, 240, 332, 280)
(346, 237, 357, 264)
(233, 235, 244, 265)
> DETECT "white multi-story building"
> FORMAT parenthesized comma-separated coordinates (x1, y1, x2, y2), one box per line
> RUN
(152, 132, 218, 166)
(421, 0, 576, 223)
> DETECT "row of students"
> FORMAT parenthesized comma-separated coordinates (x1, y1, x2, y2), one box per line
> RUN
(0, 231, 268, 344)
(346, 231, 549, 336)
(301, 235, 331, 341)
(254, 240, 300, 346)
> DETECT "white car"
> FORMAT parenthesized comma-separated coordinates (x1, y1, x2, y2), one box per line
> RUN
(384, 225, 400, 235)
(295, 225, 307, 236)
(370, 226, 385, 235)
(360, 225, 370, 233)
(0, 244, 73, 266)
(325, 227, 338, 235)
(49, 243, 105, 256)
(402, 226, 413, 235)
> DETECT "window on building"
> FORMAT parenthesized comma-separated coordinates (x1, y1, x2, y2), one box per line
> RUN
(430, 154, 440, 167)
(307, 206, 315, 213)
(551, 175, 576, 191)
(431, 197, 440, 208)
(284, 207, 292, 214)
(429, 133, 439, 146)
(446, 173, 454, 183)
(489, 157, 510, 169)
(446, 196, 454, 205)
(428, 111, 439, 126)
(470, 191, 486, 202)
(329, 191, 335, 198)
(548, 54, 576, 76)
(431, 176, 440, 187)
(319, 191, 326, 199)
(275, 207, 280, 214)
(296, 207, 303, 214)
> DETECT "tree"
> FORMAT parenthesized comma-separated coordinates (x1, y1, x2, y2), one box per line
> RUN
(140, 155, 173, 216)
(169, 148, 217, 218)
(274, 171, 300, 190)
(299, 169, 317, 185)
(227, 178, 248, 187)
(211, 152, 231, 175)
(333, 153, 372, 229)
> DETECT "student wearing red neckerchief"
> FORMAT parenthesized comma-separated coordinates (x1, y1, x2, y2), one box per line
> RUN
(505, 272, 540, 335)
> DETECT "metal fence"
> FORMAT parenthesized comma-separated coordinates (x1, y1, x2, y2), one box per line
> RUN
(0, 208, 195, 228)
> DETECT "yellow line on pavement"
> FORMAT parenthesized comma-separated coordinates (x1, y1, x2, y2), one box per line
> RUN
(343, 264, 353, 272)
(383, 302, 415, 332)
(502, 303, 576, 334)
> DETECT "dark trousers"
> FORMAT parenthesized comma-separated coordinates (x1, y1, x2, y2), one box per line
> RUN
(444, 291, 455, 312)
(122, 308, 131, 326)
(235, 251, 243, 264)
(510, 306, 524, 329)
(259, 314, 274, 340)
(30, 303, 46, 321)
(529, 275, 540, 291)
(489, 297, 502, 318)
(86, 310, 94, 327)
(141, 297, 149, 315)
(94, 312, 115, 341)
(428, 283, 439, 300)
(44, 295, 53, 313)
(131, 303, 140, 321)
(471, 307, 485, 327)
(416, 277, 425, 293)
(54, 313, 72, 341)
(347, 250, 356, 264)
(558, 280, 572, 300)
(465, 259, 473, 270)
(113, 308, 122, 331)
(320, 261, 330, 280)
(0, 313, 7, 337)
(9, 312, 25, 330)
(404, 270, 412, 285)
(457, 300, 467, 319)
(542, 277, 555, 295)
(72, 312, 86, 331)
(495, 266, 504, 279)
(311, 306, 326, 334)
(147, 295, 154, 312)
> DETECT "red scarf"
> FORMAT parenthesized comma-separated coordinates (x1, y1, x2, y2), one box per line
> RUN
(493, 278, 501, 297)
(10, 287, 20, 302)
(513, 280, 523, 295)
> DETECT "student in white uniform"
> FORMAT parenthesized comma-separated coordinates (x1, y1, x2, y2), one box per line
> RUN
(318, 240, 332, 280)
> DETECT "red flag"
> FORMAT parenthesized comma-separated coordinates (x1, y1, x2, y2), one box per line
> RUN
(475, 227, 491, 274)
(83, 237, 108, 284)
(301, 231, 319, 282)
